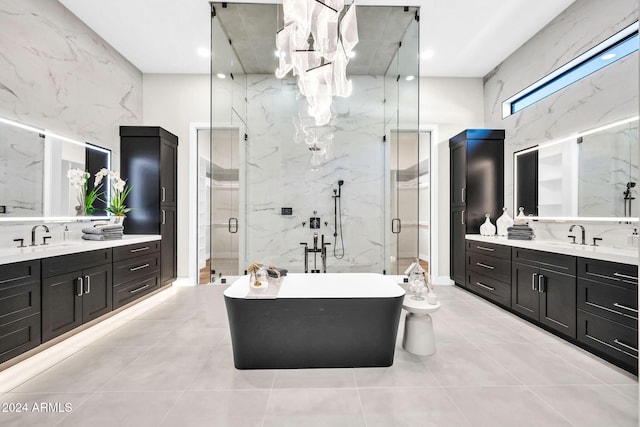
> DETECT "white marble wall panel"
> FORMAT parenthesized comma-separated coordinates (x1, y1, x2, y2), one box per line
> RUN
(245, 75, 385, 273)
(483, 0, 639, 247)
(0, 0, 142, 161)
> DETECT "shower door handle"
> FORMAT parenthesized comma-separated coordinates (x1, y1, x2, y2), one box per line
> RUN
(228, 218, 238, 233)
(392, 218, 401, 234)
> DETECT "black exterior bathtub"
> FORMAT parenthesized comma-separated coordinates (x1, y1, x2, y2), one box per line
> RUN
(223, 273, 405, 369)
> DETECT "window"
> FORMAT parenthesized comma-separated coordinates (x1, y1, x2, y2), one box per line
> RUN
(502, 21, 639, 118)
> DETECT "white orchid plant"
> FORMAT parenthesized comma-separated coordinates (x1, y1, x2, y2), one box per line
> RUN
(67, 168, 102, 215)
(95, 168, 132, 216)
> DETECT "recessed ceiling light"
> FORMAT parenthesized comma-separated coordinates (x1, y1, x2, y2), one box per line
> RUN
(406, 75, 415, 81)
(347, 51, 356, 58)
(600, 52, 616, 60)
(216, 73, 226, 79)
(422, 49, 434, 60)
(197, 47, 210, 58)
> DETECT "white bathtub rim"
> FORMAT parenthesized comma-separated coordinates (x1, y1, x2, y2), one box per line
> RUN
(223, 273, 406, 299)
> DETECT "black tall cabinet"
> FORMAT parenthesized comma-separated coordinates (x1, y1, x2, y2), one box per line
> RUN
(449, 129, 504, 287)
(120, 126, 178, 287)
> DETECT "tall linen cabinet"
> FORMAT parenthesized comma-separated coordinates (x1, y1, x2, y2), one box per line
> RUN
(120, 126, 178, 286)
(449, 129, 504, 287)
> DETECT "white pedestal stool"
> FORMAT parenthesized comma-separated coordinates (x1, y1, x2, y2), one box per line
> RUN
(401, 295, 440, 356)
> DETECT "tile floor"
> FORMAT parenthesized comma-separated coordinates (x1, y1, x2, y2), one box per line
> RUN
(0, 284, 637, 426)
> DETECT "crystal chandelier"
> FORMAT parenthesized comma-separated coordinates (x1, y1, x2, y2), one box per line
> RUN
(276, 0, 359, 127)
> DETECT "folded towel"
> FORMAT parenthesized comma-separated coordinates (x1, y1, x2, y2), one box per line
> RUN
(82, 225, 124, 234)
(82, 234, 123, 241)
(267, 268, 288, 278)
(508, 235, 535, 240)
(507, 225, 533, 232)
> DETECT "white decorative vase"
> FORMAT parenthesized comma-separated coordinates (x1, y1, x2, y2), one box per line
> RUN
(479, 214, 496, 236)
(496, 207, 513, 236)
(111, 215, 126, 230)
(514, 207, 528, 225)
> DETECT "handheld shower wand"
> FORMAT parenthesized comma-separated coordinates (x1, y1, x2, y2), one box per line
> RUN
(333, 180, 345, 259)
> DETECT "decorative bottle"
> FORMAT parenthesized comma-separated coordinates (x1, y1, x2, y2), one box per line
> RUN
(496, 207, 513, 236)
(479, 214, 496, 236)
(514, 207, 528, 225)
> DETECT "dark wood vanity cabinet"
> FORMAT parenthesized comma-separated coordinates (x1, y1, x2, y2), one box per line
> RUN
(449, 129, 504, 287)
(465, 240, 511, 307)
(41, 250, 113, 342)
(120, 126, 178, 287)
(511, 247, 577, 338)
(576, 258, 638, 373)
(112, 241, 161, 309)
(0, 260, 41, 364)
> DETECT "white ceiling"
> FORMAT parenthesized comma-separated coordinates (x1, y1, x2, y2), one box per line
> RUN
(59, 0, 575, 77)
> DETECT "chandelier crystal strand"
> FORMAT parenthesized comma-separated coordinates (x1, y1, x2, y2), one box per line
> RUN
(277, 0, 358, 128)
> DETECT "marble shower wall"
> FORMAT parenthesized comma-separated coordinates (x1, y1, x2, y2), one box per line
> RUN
(245, 75, 386, 273)
(0, 0, 142, 164)
(483, 0, 639, 246)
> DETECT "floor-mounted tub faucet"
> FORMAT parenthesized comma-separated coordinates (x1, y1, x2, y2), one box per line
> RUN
(568, 224, 586, 245)
(300, 233, 331, 273)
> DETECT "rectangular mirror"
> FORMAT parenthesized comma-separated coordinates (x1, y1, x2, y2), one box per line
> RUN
(514, 116, 639, 220)
(0, 116, 111, 219)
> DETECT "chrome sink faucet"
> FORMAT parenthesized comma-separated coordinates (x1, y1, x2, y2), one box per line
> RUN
(31, 224, 50, 246)
(568, 224, 586, 245)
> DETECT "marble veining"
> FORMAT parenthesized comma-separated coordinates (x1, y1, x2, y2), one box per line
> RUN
(245, 75, 386, 273)
(483, 0, 638, 248)
(0, 0, 142, 160)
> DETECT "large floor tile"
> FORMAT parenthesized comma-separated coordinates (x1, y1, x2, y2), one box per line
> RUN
(354, 350, 440, 388)
(273, 368, 357, 389)
(87, 319, 176, 347)
(263, 388, 365, 427)
(423, 342, 521, 387)
(100, 344, 219, 391)
(610, 384, 640, 401)
(529, 384, 639, 427)
(11, 346, 142, 393)
(540, 341, 638, 385)
(359, 387, 470, 427)
(0, 392, 90, 427)
(57, 391, 180, 427)
(161, 390, 269, 427)
(478, 342, 604, 385)
(445, 386, 572, 427)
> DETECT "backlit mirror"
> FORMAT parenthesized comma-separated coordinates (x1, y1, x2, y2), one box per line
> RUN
(514, 116, 639, 220)
(0, 116, 111, 219)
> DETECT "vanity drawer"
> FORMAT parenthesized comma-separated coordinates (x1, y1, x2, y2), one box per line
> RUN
(42, 249, 112, 278)
(0, 314, 41, 365)
(578, 278, 637, 329)
(466, 251, 510, 283)
(512, 247, 576, 275)
(0, 260, 40, 287)
(113, 274, 160, 309)
(577, 310, 638, 372)
(0, 278, 40, 328)
(466, 240, 510, 259)
(113, 253, 160, 286)
(578, 258, 637, 290)
(113, 241, 160, 261)
(466, 269, 511, 307)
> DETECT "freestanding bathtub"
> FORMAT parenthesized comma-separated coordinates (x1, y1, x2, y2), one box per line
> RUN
(223, 273, 405, 369)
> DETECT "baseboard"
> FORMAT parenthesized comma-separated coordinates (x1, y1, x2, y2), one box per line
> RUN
(432, 275, 454, 285)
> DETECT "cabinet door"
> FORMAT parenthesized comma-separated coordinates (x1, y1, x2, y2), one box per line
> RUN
(450, 208, 466, 286)
(42, 271, 82, 342)
(539, 268, 576, 338)
(82, 264, 112, 323)
(511, 262, 539, 321)
(450, 143, 466, 207)
(161, 207, 177, 286)
(160, 140, 177, 207)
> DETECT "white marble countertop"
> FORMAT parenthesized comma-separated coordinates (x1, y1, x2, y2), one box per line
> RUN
(0, 235, 161, 266)
(466, 234, 638, 265)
